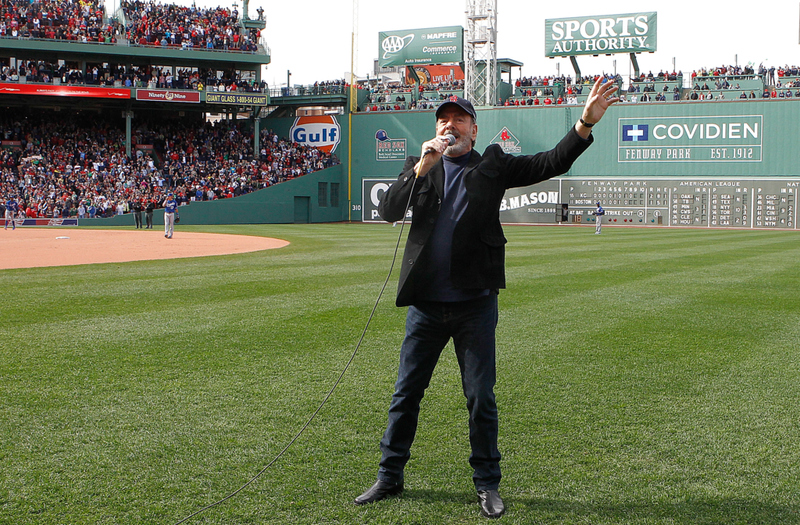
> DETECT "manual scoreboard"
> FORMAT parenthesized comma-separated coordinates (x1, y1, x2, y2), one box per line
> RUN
(498, 178, 798, 229)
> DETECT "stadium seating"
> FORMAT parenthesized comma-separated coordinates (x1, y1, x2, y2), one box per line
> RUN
(0, 0, 261, 52)
(0, 110, 339, 219)
(121, 0, 259, 52)
(0, 0, 118, 42)
(0, 59, 266, 92)
(357, 80, 465, 112)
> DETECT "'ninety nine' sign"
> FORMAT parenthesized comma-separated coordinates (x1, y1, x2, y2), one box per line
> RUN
(544, 12, 657, 58)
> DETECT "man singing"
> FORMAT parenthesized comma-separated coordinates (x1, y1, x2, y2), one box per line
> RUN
(355, 77, 619, 519)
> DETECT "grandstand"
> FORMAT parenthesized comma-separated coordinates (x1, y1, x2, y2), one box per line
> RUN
(0, 108, 339, 220)
(0, 0, 340, 224)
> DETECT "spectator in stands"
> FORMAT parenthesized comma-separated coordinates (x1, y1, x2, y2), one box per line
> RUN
(0, 0, 120, 43)
(122, 0, 259, 52)
(0, 110, 339, 222)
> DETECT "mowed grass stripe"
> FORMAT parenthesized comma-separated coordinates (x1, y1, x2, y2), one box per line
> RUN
(2, 225, 800, 524)
(497, 229, 800, 523)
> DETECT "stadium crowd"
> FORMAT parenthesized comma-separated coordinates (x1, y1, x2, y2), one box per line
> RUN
(0, 59, 266, 91)
(121, 0, 259, 52)
(0, 0, 119, 42)
(691, 64, 757, 81)
(276, 79, 354, 97)
(506, 73, 624, 106)
(0, 112, 339, 219)
(0, 0, 263, 53)
(361, 79, 465, 112)
(357, 61, 800, 110)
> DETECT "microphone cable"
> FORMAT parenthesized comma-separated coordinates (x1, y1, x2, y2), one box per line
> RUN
(172, 167, 422, 524)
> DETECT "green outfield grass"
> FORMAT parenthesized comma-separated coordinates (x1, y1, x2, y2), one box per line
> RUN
(2, 224, 800, 524)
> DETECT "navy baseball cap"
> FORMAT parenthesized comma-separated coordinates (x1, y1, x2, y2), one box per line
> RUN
(436, 95, 477, 121)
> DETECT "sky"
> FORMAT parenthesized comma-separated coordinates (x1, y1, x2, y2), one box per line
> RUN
(170, 0, 800, 87)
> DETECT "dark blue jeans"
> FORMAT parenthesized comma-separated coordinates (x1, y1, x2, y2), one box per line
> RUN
(378, 293, 502, 491)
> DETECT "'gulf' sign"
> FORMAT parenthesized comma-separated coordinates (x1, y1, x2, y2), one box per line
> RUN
(290, 115, 341, 153)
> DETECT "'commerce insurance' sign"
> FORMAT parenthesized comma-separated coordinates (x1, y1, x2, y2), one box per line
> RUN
(545, 12, 657, 58)
(378, 26, 463, 68)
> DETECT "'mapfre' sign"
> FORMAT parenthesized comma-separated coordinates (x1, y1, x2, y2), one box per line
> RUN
(545, 12, 657, 58)
(378, 26, 463, 67)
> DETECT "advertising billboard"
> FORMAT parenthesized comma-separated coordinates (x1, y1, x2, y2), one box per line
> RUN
(0, 83, 130, 99)
(618, 115, 763, 163)
(205, 92, 269, 106)
(545, 12, 657, 58)
(136, 89, 201, 103)
(379, 26, 464, 67)
(290, 115, 341, 154)
(404, 64, 464, 84)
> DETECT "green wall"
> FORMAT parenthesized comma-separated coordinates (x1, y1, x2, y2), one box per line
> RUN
(346, 99, 800, 220)
(84, 164, 346, 227)
(178, 165, 346, 224)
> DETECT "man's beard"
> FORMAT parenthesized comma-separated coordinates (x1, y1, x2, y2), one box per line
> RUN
(445, 137, 471, 157)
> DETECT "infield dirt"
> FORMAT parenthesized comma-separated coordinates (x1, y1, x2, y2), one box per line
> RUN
(0, 229, 289, 270)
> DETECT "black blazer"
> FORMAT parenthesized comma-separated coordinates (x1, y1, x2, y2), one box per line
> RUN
(379, 127, 592, 307)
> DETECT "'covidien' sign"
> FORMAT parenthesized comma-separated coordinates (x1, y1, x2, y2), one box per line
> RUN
(618, 115, 763, 163)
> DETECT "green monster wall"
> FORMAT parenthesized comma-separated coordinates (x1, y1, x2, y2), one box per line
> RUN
(348, 99, 800, 229)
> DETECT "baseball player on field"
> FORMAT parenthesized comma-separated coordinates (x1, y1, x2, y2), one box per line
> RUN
(164, 193, 178, 239)
(4, 195, 19, 230)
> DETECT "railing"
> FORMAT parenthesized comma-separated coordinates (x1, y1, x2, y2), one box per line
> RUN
(631, 74, 683, 82)
(126, 40, 261, 55)
(0, 34, 265, 55)
(0, 75, 267, 93)
(270, 85, 348, 98)
(693, 74, 759, 82)
(0, 34, 117, 46)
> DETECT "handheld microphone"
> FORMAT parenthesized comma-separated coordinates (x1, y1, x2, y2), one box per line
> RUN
(422, 133, 456, 156)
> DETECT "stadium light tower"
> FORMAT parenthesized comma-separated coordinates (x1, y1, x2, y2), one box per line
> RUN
(464, 0, 498, 107)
